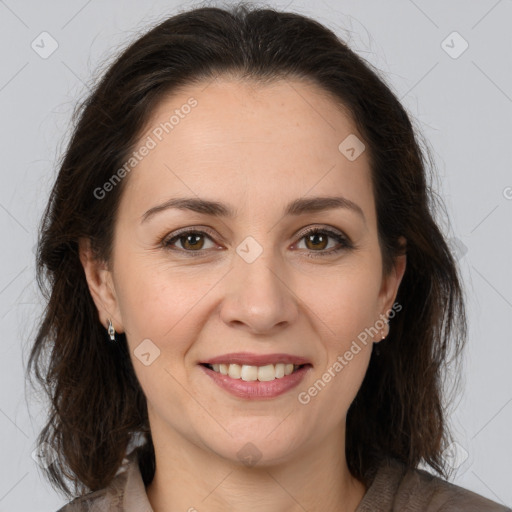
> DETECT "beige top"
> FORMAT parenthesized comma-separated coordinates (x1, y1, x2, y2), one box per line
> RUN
(56, 450, 511, 511)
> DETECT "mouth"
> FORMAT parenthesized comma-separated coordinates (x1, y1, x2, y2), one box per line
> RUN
(198, 362, 312, 399)
(199, 362, 310, 382)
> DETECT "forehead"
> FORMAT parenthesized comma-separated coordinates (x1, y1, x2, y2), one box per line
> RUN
(120, 77, 375, 224)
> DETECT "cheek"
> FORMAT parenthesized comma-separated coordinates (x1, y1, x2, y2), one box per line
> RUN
(296, 277, 377, 431)
(303, 255, 383, 341)
(113, 253, 222, 396)
(296, 254, 381, 406)
(114, 259, 208, 405)
(295, 330, 373, 439)
(114, 248, 205, 337)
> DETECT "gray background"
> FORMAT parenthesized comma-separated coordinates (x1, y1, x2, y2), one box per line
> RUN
(1, 0, 511, 510)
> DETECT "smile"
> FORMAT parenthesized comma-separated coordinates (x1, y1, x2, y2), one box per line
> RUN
(202, 362, 304, 381)
(199, 363, 312, 399)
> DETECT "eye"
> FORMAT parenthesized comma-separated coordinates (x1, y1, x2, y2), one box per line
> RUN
(295, 227, 353, 258)
(161, 226, 353, 258)
(162, 229, 217, 254)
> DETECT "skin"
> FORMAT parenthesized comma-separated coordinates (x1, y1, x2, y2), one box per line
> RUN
(80, 76, 406, 512)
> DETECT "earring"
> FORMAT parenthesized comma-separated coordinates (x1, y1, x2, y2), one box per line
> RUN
(374, 318, 390, 356)
(381, 319, 389, 340)
(107, 318, 116, 342)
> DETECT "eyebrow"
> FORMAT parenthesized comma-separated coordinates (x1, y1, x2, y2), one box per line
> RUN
(141, 195, 366, 224)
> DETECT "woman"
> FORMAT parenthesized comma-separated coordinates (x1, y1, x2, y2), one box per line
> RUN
(27, 3, 510, 511)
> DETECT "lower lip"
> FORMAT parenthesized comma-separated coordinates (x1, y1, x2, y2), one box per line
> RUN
(199, 364, 311, 400)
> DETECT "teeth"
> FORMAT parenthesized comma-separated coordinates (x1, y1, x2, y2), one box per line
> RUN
(228, 364, 242, 379)
(275, 363, 285, 379)
(255, 364, 274, 382)
(207, 363, 302, 381)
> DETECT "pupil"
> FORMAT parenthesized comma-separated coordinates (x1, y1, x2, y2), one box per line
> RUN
(185, 234, 202, 249)
(308, 233, 326, 250)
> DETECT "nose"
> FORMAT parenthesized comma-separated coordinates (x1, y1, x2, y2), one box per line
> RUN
(219, 243, 299, 334)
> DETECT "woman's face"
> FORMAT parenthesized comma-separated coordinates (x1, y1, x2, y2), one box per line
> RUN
(83, 77, 405, 466)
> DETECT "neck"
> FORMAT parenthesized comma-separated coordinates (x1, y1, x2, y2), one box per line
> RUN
(146, 424, 366, 512)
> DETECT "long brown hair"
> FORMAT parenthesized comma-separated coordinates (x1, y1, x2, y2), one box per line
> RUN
(26, 2, 467, 499)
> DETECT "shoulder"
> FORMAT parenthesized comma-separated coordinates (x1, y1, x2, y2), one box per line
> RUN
(358, 457, 511, 512)
(54, 458, 131, 512)
(55, 488, 111, 512)
(397, 463, 510, 511)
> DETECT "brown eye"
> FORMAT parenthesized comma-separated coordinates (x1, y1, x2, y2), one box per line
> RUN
(304, 231, 329, 251)
(162, 226, 353, 258)
(296, 227, 353, 258)
(163, 230, 216, 253)
(179, 233, 205, 250)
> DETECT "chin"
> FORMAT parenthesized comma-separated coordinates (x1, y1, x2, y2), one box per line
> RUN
(200, 423, 305, 468)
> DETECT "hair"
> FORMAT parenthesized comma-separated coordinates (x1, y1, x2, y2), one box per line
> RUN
(26, 1, 467, 500)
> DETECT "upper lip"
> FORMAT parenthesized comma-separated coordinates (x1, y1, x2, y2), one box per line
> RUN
(200, 352, 311, 366)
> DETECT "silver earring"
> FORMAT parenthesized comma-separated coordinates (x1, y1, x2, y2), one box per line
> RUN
(381, 319, 389, 340)
(107, 318, 116, 342)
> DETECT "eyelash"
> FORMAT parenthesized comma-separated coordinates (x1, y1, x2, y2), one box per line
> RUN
(161, 226, 353, 259)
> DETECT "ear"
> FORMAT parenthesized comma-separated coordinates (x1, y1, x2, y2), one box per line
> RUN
(376, 236, 407, 335)
(78, 238, 124, 334)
